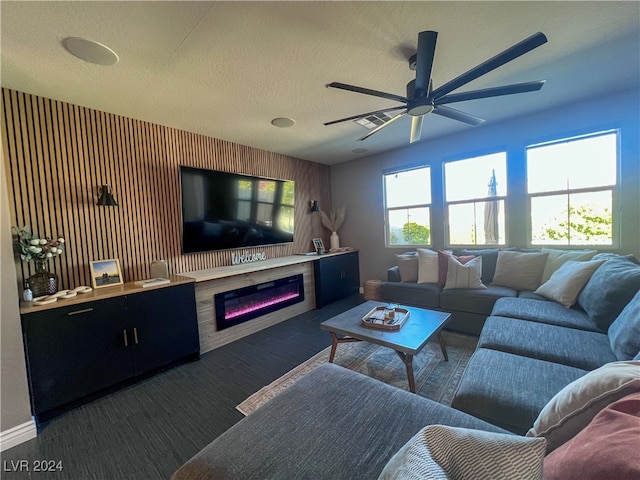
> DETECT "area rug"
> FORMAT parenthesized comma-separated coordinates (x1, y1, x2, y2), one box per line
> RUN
(236, 330, 477, 415)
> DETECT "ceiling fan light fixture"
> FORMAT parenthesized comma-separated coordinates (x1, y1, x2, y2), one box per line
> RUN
(325, 30, 547, 144)
(408, 104, 434, 116)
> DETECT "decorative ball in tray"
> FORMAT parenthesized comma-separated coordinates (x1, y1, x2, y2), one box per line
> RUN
(361, 305, 410, 330)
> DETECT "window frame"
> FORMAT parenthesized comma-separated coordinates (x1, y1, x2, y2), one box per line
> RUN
(525, 129, 620, 248)
(443, 151, 508, 248)
(382, 164, 432, 248)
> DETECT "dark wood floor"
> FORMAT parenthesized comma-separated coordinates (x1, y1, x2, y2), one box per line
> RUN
(1, 295, 364, 480)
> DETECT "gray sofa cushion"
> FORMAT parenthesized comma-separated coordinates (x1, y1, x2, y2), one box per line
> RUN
(577, 257, 640, 331)
(490, 297, 599, 332)
(517, 290, 549, 301)
(172, 363, 507, 480)
(380, 281, 441, 309)
(387, 265, 401, 282)
(608, 289, 640, 360)
(440, 285, 517, 316)
(451, 349, 587, 435)
(478, 316, 616, 370)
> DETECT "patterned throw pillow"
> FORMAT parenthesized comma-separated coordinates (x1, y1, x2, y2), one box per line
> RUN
(443, 256, 486, 290)
(378, 424, 546, 480)
(437, 251, 475, 287)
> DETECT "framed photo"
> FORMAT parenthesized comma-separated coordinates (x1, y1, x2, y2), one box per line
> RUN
(312, 238, 325, 254)
(90, 259, 124, 289)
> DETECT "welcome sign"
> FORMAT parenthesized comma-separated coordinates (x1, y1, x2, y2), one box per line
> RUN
(231, 251, 267, 265)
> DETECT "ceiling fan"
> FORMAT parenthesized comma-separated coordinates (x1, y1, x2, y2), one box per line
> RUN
(324, 31, 548, 143)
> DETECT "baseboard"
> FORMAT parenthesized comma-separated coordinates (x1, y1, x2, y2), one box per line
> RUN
(0, 419, 37, 452)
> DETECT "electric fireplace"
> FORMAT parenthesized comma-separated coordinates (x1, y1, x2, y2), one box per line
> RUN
(214, 274, 304, 330)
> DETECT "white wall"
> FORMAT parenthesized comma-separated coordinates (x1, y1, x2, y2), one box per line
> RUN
(1, 148, 35, 447)
(330, 89, 640, 283)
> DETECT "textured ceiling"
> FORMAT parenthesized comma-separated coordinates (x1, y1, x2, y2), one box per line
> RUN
(1, 1, 639, 165)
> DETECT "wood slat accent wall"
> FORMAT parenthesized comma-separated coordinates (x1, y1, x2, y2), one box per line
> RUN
(2, 88, 331, 290)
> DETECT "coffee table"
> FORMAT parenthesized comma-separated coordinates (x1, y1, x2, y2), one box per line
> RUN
(320, 301, 451, 393)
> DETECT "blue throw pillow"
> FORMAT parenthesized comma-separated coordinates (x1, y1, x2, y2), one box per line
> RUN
(578, 258, 640, 331)
(609, 290, 640, 360)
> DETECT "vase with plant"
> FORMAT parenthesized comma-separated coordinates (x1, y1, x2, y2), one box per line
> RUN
(13, 226, 65, 297)
(319, 206, 346, 251)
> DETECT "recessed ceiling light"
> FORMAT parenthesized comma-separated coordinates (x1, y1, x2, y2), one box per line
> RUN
(271, 117, 295, 128)
(62, 37, 119, 66)
(352, 148, 368, 154)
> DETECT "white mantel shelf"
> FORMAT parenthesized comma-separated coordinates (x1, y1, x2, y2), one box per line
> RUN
(182, 250, 356, 283)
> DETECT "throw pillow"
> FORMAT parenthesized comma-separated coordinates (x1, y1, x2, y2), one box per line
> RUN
(491, 251, 549, 291)
(577, 257, 640, 331)
(608, 289, 640, 360)
(437, 251, 475, 287)
(534, 259, 605, 307)
(527, 360, 640, 453)
(456, 248, 499, 284)
(443, 256, 486, 290)
(540, 248, 597, 283)
(378, 424, 546, 480)
(396, 254, 419, 282)
(417, 248, 439, 284)
(592, 252, 639, 263)
(543, 392, 640, 480)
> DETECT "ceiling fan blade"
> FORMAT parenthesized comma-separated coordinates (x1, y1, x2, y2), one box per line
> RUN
(436, 80, 546, 105)
(358, 113, 406, 141)
(327, 82, 408, 104)
(323, 106, 407, 126)
(433, 105, 485, 126)
(414, 31, 438, 94)
(431, 32, 548, 100)
(410, 116, 423, 143)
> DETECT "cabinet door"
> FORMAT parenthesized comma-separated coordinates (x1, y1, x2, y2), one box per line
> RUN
(21, 297, 132, 416)
(342, 251, 361, 295)
(314, 252, 360, 307)
(127, 283, 200, 376)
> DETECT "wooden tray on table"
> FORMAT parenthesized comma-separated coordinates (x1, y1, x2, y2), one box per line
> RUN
(361, 305, 410, 330)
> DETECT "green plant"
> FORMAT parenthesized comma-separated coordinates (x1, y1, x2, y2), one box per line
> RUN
(13, 226, 65, 262)
(542, 205, 612, 242)
(402, 222, 430, 244)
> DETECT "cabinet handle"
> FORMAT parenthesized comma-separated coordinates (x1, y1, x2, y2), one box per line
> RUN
(67, 308, 94, 316)
(133, 327, 139, 345)
(123, 330, 129, 347)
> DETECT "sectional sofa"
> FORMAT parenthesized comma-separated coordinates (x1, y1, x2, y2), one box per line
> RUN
(173, 252, 640, 479)
(379, 248, 636, 335)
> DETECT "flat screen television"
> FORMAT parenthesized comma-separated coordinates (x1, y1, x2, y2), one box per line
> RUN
(179, 166, 295, 253)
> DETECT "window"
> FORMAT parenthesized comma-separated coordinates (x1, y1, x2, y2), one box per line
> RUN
(384, 166, 431, 246)
(527, 131, 617, 246)
(444, 152, 507, 246)
(235, 178, 295, 233)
